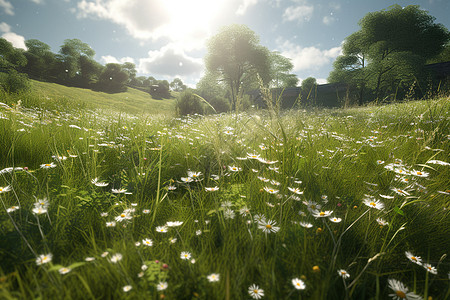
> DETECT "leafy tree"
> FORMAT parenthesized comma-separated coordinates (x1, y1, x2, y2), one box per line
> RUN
(175, 89, 204, 116)
(1, 69, 31, 93)
(78, 55, 103, 88)
(196, 72, 230, 113)
(205, 24, 271, 110)
(269, 51, 298, 88)
(170, 78, 187, 92)
(96, 63, 128, 93)
(121, 62, 137, 84)
(58, 39, 96, 85)
(329, 5, 450, 102)
(0, 38, 27, 71)
(23, 39, 57, 80)
(149, 80, 171, 99)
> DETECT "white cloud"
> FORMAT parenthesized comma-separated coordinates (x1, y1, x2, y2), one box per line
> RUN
(0, 0, 14, 15)
(322, 15, 336, 25)
(236, 0, 259, 15)
(30, 0, 45, 4)
(101, 55, 135, 65)
(283, 4, 314, 23)
(0, 22, 11, 32)
(278, 40, 341, 72)
(2, 32, 27, 50)
(138, 45, 203, 79)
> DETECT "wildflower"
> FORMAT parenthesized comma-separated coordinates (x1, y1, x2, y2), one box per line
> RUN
(111, 188, 128, 194)
(376, 160, 385, 165)
(207, 273, 220, 282)
(187, 171, 202, 179)
(6, 205, 20, 213)
(228, 166, 242, 172)
(410, 170, 429, 177)
(35, 198, 50, 209)
(122, 285, 132, 292)
(363, 198, 384, 210)
(91, 178, 109, 187)
(292, 278, 306, 290)
(312, 265, 320, 273)
(40, 162, 56, 169)
(380, 194, 395, 199)
(270, 179, 281, 186)
(180, 177, 194, 183)
(248, 284, 264, 299)
(170, 237, 177, 244)
(392, 188, 410, 196)
(115, 211, 132, 222)
(142, 209, 150, 214)
(142, 238, 153, 247)
(257, 219, 280, 233)
(110, 253, 123, 263)
(239, 206, 250, 216)
(376, 218, 389, 227)
(106, 221, 116, 227)
(405, 251, 422, 265)
(423, 263, 437, 275)
(157, 281, 168, 291)
(263, 186, 279, 194)
(101, 252, 109, 257)
(311, 210, 333, 218)
(394, 168, 409, 175)
(223, 208, 235, 219)
(32, 206, 48, 215)
(427, 160, 449, 166)
(58, 267, 71, 275)
(303, 200, 321, 211)
(299, 221, 313, 228)
(168, 185, 177, 190)
(180, 251, 191, 260)
(388, 278, 422, 300)
(36, 253, 52, 265)
(288, 187, 304, 195)
(221, 200, 233, 208)
(85, 257, 95, 262)
(156, 226, 168, 233)
(329, 217, 342, 223)
(247, 153, 261, 159)
(205, 186, 219, 192)
(195, 230, 202, 236)
(338, 269, 350, 279)
(166, 221, 183, 227)
(100, 212, 108, 217)
(0, 186, 12, 193)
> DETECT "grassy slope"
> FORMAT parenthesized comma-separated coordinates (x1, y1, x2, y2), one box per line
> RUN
(30, 80, 177, 115)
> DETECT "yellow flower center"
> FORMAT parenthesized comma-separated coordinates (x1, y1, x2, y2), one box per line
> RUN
(45, 164, 51, 166)
(370, 202, 376, 207)
(411, 256, 417, 261)
(417, 172, 422, 175)
(120, 214, 125, 218)
(253, 290, 258, 294)
(0, 188, 3, 192)
(396, 291, 406, 298)
(319, 211, 325, 216)
(266, 224, 272, 229)
(311, 205, 316, 209)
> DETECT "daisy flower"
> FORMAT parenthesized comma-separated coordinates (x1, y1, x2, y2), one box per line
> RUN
(387, 279, 422, 300)
(91, 178, 109, 187)
(405, 251, 422, 265)
(142, 238, 153, 247)
(257, 219, 280, 233)
(142, 209, 150, 214)
(303, 200, 321, 211)
(32, 206, 48, 215)
(392, 188, 410, 196)
(110, 253, 123, 263)
(427, 160, 449, 166)
(299, 221, 313, 228)
(106, 221, 116, 227)
(40, 162, 56, 169)
(205, 186, 219, 192)
(156, 226, 168, 233)
(247, 153, 261, 159)
(180, 177, 194, 183)
(311, 210, 333, 218)
(376, 218, 389, 227)
(122, 285, 132, 292)
(0, 185, 12, 193)
(207, 273, 220, 282)
(337, 269, 350, 279)
(36, 253, 52, 265)
(223, 208, 235, 219)
(263, 186, 279, 194)
(248, 284, 264, 299)
(228, 166, 242, 172)
(180, 251, 191, 260)
(329, 216, 342, 223)
(363, 198, 384, 210)
(187, 171, 202, 179)
(410, 170, 429, 177)
(157, 281, 168, 291)
(115, 211, 132, 222)
(111, 188, 128, 194)
(423, 263, 437, 274)
(166, 221, 183, 227)
(6, 205, 20, 213)
(58, 267, 71, 275)
(292, 278, 306, 290)
(288, 187, 304, 195)
(239, 206, 250, 216)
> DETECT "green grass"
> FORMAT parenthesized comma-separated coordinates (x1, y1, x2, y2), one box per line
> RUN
(3, 79, 177, 115)
(0, 93, 449, 299)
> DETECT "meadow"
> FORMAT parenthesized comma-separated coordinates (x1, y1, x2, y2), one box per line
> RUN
(0, 88, 449, 299)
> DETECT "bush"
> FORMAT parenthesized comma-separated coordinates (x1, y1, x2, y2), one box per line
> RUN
(176, 90, 204, 116)
(1, 70, 31, 94)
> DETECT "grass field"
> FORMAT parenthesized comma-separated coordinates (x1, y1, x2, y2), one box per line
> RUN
(0, 89, 449, 299)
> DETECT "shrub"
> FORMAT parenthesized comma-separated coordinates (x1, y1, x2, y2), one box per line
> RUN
(176, 90, 204, 116)
(1, 70, 31, 94)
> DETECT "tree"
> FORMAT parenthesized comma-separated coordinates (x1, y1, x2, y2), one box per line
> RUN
(0, 38, 27, 71)
(149, 80, 171, 99)
(269, 51, 298, 88)
(205, 24, 271, 110)
(59, 39, 96, 85)
(23, 39, 57, 80)
(170, 78, 187, 92)
(96, 63, 128, 93)
(121, 62, 137, 84)
(329, 5, 450, 102)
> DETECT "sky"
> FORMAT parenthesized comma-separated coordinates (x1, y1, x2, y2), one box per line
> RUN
(1, 0, 449, 87)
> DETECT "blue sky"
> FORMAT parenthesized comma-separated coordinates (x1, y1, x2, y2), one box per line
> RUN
(1, 0, 449, 87)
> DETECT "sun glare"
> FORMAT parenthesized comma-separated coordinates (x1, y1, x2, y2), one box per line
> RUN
(161, 0, 226, 45)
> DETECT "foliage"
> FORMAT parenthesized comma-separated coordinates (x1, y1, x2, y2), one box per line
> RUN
(0, 38, 27, 71)
(96, 63, 129, 93)
(169, 78, 187, 92)
(269, 51, 298, 88)
(0, 69, 31, 93)
(175, 89, 204, 116)
(329, 5, 450, 103)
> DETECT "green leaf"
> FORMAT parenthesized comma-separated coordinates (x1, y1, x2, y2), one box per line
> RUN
(394, 206, 404, 216)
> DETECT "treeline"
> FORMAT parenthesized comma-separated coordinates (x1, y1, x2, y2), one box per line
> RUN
(0, 38, 187, 97)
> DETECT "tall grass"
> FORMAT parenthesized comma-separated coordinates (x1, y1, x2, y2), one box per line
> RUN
(0, 91, 449, 299)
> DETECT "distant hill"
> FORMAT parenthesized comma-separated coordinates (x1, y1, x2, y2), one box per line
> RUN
(30, 80, 177, 115)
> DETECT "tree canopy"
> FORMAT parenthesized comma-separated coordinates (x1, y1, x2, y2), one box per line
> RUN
(328, 5, 450, 103)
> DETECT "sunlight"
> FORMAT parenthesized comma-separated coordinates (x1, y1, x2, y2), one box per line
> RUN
(161, 0, 227, 46)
